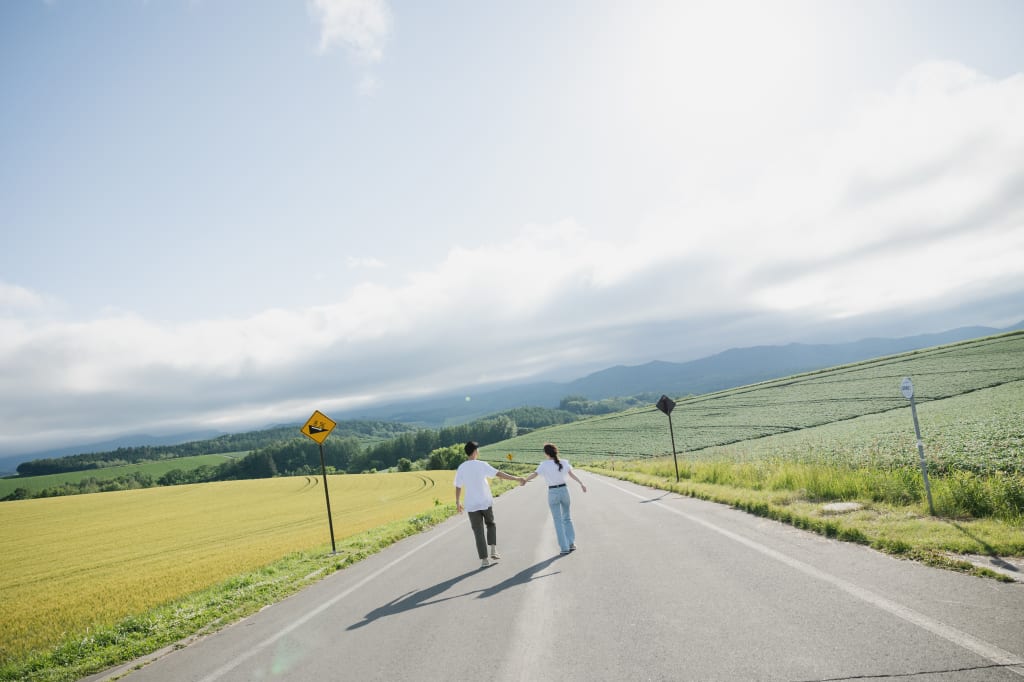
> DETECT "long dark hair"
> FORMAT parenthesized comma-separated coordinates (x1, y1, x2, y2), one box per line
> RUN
(543, 443, 562, 471)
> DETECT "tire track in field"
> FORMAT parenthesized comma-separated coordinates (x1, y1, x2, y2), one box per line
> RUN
(313, 473, 439, 524)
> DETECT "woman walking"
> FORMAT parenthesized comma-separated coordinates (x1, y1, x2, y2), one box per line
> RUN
(524, 443, 587, 555)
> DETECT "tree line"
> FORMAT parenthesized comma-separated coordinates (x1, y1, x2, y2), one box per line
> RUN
(558, 393, 662, 415)
(4, 400, 646, 501)
(211, 414, 520, 481)
(14, 420, 420, 476)
(3, 406, 581, 500)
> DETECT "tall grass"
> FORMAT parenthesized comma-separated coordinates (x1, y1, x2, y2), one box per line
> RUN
(603, 458, 1024, 523)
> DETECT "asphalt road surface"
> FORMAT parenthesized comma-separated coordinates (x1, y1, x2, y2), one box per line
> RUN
(89, 473, 1024, 681)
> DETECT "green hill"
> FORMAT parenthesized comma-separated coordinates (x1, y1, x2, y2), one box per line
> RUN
(480, 331, 1024, 475)
(0, 454, 252, 499)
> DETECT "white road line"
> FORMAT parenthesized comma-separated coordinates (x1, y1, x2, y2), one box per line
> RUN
(197, 521, 462, 682)
(598, 477, 1024, 677)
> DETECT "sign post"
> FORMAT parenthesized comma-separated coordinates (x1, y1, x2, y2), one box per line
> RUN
(656, 395, 680, 482)
(301, 410, 339, 553)
(900, 378, 935, 516)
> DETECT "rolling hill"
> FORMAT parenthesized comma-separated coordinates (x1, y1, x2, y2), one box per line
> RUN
(342, 322, 1024, 426)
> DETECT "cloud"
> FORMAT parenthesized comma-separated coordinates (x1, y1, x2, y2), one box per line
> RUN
(1, 60, 1022, 456)
(309, 0, 392, 62)
(0, 282, 49, 311)
(711, 61, 1024, 320)
(346, 255, 385, 269)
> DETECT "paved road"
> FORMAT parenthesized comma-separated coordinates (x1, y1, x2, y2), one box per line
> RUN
(92, 473, 1024, 681)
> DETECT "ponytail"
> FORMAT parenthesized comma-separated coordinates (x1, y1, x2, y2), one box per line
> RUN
(543, 443, 563, 471)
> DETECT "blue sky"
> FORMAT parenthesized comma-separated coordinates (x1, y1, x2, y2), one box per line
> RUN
(1, 0, 1023, 456)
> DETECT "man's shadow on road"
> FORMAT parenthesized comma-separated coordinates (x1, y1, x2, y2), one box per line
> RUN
(477, 555, 561, 600)
(346, 556, 562, 630)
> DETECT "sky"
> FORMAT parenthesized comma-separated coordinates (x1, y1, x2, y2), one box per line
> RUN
(1, 0, 1023, 457)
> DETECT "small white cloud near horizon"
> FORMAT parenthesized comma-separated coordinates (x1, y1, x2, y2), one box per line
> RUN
(0, 282, 50, 311)
(309, 0, 392, 62)
(346, 255, 385, 269)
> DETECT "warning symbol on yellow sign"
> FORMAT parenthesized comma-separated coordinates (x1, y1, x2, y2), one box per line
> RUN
(301, 410, 337, 444)
(507, 453, 513, 461)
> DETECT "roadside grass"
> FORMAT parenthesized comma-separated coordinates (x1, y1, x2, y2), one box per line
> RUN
(590, 459, 1023, 580)
(606, 457, 1024, 521)
(0, 453, 247, 498)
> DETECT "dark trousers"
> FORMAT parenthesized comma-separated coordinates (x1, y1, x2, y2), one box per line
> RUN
(467, 507, 496, 558)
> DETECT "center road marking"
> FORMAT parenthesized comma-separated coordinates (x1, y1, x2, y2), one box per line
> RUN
(598, 477, 1024, 677)
(496, 514, 559, 680)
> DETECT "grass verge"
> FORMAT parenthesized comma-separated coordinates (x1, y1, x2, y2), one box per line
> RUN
(590, 463, 1023, 582)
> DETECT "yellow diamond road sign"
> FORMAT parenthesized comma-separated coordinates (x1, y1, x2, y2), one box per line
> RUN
(301, 410, 336, 444)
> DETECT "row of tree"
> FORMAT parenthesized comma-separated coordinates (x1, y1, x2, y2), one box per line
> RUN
(2, 471, 157, 501)
(558, 393, 662, 415)
(14, 420, 420, 476)
(217, 414, 520, 480)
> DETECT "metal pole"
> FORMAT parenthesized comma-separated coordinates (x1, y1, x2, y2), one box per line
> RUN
(908, 395, 935, 516)
(668, 412, 679, 482)
(319, 443, 337, 553)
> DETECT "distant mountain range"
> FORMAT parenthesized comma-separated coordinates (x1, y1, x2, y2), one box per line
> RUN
(0, 431, 225, 478)
(339, 322, 1024, 426)
(2, 322, 1020, 476)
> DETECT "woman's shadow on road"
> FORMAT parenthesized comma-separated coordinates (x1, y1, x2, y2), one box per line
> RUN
(346, 555, 562, 630)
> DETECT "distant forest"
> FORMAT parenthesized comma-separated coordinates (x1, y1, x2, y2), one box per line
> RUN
(14, 421, 419, 477)
(4, 397, 652, 501)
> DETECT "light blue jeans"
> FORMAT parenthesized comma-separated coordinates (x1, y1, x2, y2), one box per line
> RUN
(547, 486, 575, 552)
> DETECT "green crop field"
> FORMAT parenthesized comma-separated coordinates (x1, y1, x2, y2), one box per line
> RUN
(481, 331, 1024, 474)
(0, 453, 247, 498)
(680, 379, 1024, 475)
(0, 471, 454, 664)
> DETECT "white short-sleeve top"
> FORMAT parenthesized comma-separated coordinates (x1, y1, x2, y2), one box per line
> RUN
(535, 458, 572, 486)
(454, 459, 499, 512)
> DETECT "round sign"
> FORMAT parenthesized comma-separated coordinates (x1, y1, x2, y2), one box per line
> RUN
(900, 377, 914, 399)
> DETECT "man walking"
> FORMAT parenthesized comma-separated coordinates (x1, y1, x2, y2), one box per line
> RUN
(455, 441, 526, 568)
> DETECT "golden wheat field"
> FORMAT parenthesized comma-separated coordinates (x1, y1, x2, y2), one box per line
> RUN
(0, 471, 454, 660)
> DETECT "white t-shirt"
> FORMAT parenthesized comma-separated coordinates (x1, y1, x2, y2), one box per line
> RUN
(535, 458, 572, 486)
(454, 459, 499, 512)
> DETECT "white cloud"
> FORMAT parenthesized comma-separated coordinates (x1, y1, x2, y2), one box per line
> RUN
(712, 61, 1024, 319)
(0, 282, 48, 311)
(345, 255, 385, 269)
(309, 0, 392, 62)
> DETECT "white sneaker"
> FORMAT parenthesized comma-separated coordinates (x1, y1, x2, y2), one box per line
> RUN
(480, 557, 491, 568)
(490, 546, 500, 560)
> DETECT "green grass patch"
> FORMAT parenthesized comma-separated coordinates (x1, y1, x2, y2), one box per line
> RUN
(591, 464, 1023, 580)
